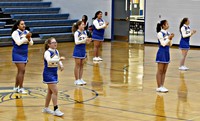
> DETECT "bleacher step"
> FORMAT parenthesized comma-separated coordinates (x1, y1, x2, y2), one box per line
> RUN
(0, 2, 51, 8)
(2, 8, 60, 14)
(0, 0, 42, 2)
(11, 13, 69, 20)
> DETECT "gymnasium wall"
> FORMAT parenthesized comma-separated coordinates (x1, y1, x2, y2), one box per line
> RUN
(145, 0, 200, 46)
(44, 0, 112, 39)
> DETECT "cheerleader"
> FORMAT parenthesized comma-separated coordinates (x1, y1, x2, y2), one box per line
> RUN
(42, 37, 65, 116)
(82, 15, 89, 30)
(82, 15, 92, 38)
(179, 18, 196, 70)
(156, 20, 174, 93)
(11, 20, 33, 94)
(72, 21, 92, 85)
(92, 11, 109, 61)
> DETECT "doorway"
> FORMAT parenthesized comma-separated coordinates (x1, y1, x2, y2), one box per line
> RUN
(112, 0, 145, 43)
(129, 0, 145, 44)
(112, 0, 130, 41)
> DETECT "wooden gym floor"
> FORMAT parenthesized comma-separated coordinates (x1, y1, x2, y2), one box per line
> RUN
(0, 42, 200, 121)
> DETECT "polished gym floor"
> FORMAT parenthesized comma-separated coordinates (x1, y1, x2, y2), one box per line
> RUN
(0, 41, 200, 121)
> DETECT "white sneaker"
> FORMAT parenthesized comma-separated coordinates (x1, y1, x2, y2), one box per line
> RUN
(156, 87, 162, 92)
(13, 87, 19, 93)
(80, 79, 87, 85)
(53, 109, 64, 116)
(161, 87, 168, 92)
(183, 66, 189, 70)
(18, 88, 27, 94)
(179, 66, 187, 71)
(93, 57, 99, 61)
(42, 107, 54, 114)
(97, 57, 103, 61)
(156, 87, 168, 93)
(74, 80, 83, 85)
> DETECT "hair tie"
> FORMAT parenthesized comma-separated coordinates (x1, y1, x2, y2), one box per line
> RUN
(157, 21, 160, 24)
(45, 39, 48, 44)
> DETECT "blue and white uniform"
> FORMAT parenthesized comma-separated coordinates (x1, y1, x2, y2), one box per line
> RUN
(12, 29, 33, 63)
(156, 29, 172, 63)
(179, 24, 191, 50)
(73, 30, 87, 59)
(92, 19, 106, 41)
(43, 48, 63, 84)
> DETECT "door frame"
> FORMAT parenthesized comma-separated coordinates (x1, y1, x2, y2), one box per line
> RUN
(111, 0, 130, 41)
(144, 0, 146, 43)
(111, 0, 114, 40)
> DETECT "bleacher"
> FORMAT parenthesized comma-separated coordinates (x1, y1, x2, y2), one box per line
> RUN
(0, 0, 78, 46)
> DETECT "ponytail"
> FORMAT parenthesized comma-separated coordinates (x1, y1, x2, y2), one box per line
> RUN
(179, 18, 188, 33)
(72, 21, 82, 33)
(156, 23, 161, 33)
(156, 20, 167, 33)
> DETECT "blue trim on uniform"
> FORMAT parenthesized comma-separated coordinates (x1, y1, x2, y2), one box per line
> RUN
(12, 61, 28, 63)
(156, 61, 170, 64)
(179, 47, 190, 50)
(92, 38, 104, 41)
(73, 55, 86, 59)
(43, 81, 59, 84)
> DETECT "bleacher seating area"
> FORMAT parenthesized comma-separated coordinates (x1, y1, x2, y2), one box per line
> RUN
(0, 0, 78, 46)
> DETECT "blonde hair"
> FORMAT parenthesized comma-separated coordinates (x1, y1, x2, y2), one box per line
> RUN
(72, 21, 83, 33)
(44, 37, 56, 51)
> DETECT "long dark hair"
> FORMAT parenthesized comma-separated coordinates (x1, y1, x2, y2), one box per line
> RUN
(72, 21, 83, 33)
(92, 11, 102, 20)
(11, 20, 24, 34)
(179, 18, 188, 33)
(156, 20, 167, 33)
(82, 15, 88, 23)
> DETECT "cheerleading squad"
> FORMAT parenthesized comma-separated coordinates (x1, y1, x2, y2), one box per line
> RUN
(10, 9, 196, 116)
(11, 11, 108, 116)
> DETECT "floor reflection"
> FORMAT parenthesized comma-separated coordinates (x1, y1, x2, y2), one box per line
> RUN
(110, 43, 144, 90)
(155, 94, 166, 121)
(91, 63, 105, 96)
(176, 72, 190, 119)
(14, 93, 27, 121)
(43, 114, 49, 121)
(129, 34, 144, 44)
(73, 87, 84, 121)
(110, 43, 129, 84)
